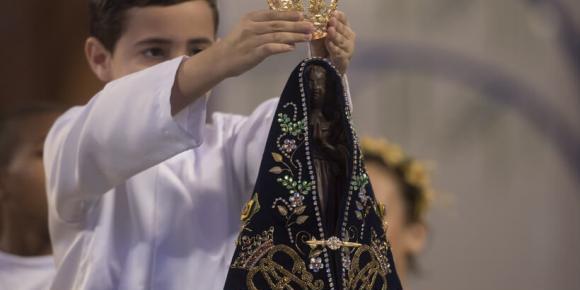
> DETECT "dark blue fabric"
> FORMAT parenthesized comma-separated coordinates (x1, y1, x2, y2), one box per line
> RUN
(223, 58, 403, 290)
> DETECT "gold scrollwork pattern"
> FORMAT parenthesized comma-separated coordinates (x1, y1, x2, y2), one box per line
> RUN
(232, 227, 275, 269)
(247, 245, 325, 290)
(345, 230, 392, 290)
(347, 246, 387, 290)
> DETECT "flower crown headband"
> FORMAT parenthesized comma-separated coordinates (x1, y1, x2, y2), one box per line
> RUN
(360, 137, 435, 222)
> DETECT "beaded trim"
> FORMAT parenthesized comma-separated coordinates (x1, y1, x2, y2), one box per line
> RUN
(297, 57, 364, 289)
(230, 57, 396, 290)
(297, 57, 337, 289)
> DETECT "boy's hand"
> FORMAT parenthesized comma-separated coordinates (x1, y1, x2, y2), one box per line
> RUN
(216, 10, 315, 78)
(173, 10, 313, 114)
(310, 11, 356, 74)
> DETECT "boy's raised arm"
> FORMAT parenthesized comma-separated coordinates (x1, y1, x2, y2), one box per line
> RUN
(44, 10, 314, 224)
(171, 10, 314, 114)
(44, 57, 206, 224)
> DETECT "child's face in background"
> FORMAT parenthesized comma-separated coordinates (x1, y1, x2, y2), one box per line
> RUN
(1, 112, 60, 223)
(366, 161, 427, 282)
(88, 1, 216, 82)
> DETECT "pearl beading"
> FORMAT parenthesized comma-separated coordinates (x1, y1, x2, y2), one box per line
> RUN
(297, 56, 359, 289)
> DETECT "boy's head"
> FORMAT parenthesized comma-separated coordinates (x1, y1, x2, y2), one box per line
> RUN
(0, 103, 63, 223)
(86, 0, 219, 82)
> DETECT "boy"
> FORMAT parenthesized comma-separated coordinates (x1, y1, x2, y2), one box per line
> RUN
(0, 104, 63, 290)
(44, 0, 355, 289)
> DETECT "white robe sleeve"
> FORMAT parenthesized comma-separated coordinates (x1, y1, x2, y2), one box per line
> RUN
(226, 99, 279, 201)
(44, 57, 208, 223)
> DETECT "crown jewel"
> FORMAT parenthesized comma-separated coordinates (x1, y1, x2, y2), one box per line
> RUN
(267, 0, 339, 40)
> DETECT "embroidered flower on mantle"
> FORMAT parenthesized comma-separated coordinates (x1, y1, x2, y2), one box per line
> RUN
(289, 192, 304, 208)
(309, 257, 323, 272)
(282, 138, 298, 154)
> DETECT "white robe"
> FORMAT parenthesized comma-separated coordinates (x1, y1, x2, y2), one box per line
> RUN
(0, 251, 54, 290)
(44, 57, 278, 290)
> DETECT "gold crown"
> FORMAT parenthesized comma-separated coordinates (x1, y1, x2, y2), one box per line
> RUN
(266, 0, 339, 40)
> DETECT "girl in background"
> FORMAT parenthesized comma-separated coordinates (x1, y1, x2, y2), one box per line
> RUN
(362, 137, 435, 289)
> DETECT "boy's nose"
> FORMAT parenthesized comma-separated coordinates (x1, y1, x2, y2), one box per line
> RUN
(172, 45, 189, 59)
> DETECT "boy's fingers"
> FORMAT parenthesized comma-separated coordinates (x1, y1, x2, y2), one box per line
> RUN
(326, 41, 340, 56)
(330, 18, 354, 39)
(328, 27, 348, 50)
(327, 41, 347, 73)
(255, 32, 312, 46)
(333, 10, 348, 25)
(327, 39, 343, 57)
(252, 21, 315, 35)
(257, 43, 296, 58)
(249, 10, 304, 22)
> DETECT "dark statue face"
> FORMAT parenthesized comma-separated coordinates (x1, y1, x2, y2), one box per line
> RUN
(309, 65, 328, 110)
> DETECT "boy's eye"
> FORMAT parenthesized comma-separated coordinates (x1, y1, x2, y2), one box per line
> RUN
(143, 47, 166, 59)
(188, 47, 204, 57)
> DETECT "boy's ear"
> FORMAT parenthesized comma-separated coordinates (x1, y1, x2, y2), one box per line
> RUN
(85, 37, 113, 82)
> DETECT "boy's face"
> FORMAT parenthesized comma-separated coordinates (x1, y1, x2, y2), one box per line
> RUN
(0, 112, 60, 223)
(88, 1, 216, 82)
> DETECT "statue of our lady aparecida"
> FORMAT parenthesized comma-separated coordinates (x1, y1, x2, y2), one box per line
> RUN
(222, 56, 404, 290)
(223, 2, 402, 289)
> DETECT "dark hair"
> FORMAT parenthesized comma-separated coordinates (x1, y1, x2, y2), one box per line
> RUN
(89, 0, 220, 52)
(0, 103, 65, 169)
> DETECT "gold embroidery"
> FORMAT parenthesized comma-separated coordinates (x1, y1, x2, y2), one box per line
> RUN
(347, 245, 388, 290)
(232, 227, 275, 269)
(369, 231, 392, 275)
(241, 193, 261, 223)
(346, 230, 392, 290)
(247, 245, 325, 290)
(231, 229, 325, 290)
(375, 202, 386, 220)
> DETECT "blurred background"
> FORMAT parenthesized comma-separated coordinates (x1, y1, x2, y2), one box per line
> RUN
(1, 0, 579, 289)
